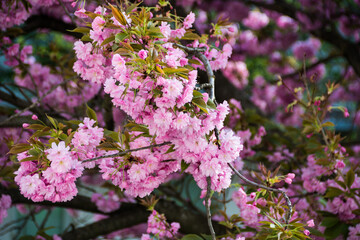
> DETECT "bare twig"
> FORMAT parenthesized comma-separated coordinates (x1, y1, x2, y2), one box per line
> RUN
(0, 78, 71, 125)
(205, 177, 216, 240)
(177, 43, 293, 229)
(228, 163, 293, 225)
(176, 43, 217, 239)
(82, 142, 171, 163)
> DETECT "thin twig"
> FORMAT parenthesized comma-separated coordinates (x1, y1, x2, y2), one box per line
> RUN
(82, 142, 171, 163)
(176, 43, 217, 238)
(205, 177, 216, 240)
(0, 78, 71, 125)
(228, 163, 293, 225)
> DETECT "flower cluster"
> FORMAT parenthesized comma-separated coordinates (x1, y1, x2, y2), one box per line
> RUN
(72, 4, 243, 197)
(91, 190, 120, 213)
(14, 117, 104, 202)
(141, 210, 180, 239)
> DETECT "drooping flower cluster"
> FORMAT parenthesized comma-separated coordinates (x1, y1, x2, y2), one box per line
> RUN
(72, 118, 104, 168)
(15, 142, 83, 202)
(232, 188, 262, 227)
(14, 117, 104, 202)
(72, 4, 243, 197)
(141, 210, 180, 239)
(91, 190, 120, 213)
(1, 37, 101, 113)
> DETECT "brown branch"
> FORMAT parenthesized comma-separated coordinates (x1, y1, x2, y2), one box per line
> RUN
(228, 163, 293, 225)
(82, 141, 172, 163)
(5, 14, 81, 39)
(1, 185, 226, 240)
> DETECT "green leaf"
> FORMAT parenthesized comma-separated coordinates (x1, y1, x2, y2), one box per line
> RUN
(181, 160, 190, 173)
(146, 27, 164, 38)
(324, 187, 343, 198)
(151, 16, 175, 22)
(8, 143, 32, 155)
(163, 67, 189, 74)
(192, 97, 208, 114)
(188, 59, 202, 65)
(28, 148, 41, 157)
(115, 32, 129, 43)
(109, 4, 127, 25)
(68, 27, 90, 34)
(27, 124, 46, 130)
(346, 169, 355, 188)
(192, 90, 203, 99)
(97, 142, 121, 151)
(20, 156, 39, 162)
(86, 104, 97, 122)
(308, 227, 324, 237)
(101, 35, 115, 46)
(46, 114, 58, 129)
(126, 2, 141, 13)
(104, 130, 120, 142)
(165, 144, 176, 154)
(321, 121, 335, 128)
(335, 180, 347, 190)
(81, 35, 92, 42)
(181, 234, 203, 240)
(181, 31, 201, 40)
(321, 217, 339, 228)
(207, 99, 216, 109)
(65, 131, 75, 146)
(324, 222, 348, 239)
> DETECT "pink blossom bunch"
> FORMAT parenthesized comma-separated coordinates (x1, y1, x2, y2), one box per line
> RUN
(72, 117, 104, 168)
(13, 116, 107, 202)
(91, 190, 120, 213)
(301, 155, 329, 194)
(237, 126, 266, 160)
(243, 11, 270, 30)
(72, 7, 243, 197)
(348, 224, 360, 240)
(0, 194, 11, 224)
(222, 61, 249, 90)
(2, 39, 101, 112)
(15, 142, 83, 202)
(292, 38, 321, 60)
(232, 188, 262, 227)
(141, 210, 180, 239)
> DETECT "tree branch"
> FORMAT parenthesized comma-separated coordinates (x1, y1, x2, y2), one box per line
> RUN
(1, 185, 226, 239)
(228, 163, 293, 225)
(82, 141, 172, 163)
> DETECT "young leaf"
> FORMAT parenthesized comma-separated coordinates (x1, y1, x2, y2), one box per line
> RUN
(46, 114, 58, 129)
(86, 104, 97, 122)
(181, 160, 190, 173)
(346, 169, 355, 188)
(192, 97, 208, 114)
(109, 4, 127, 26)
(8, 143, 32, 155)
(324, 187, 343, 198)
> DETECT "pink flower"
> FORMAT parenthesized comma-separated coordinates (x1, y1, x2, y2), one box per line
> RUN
(304, 229, 310, 236)
(344, 108, 350, 118)
(22, 123, 29, 128)
(183, 11, 195, 29)
(138, 50, 148, 60)
(31, 114, 38, 120)
(307, 219, 315, 227)
(334, 160, 345, 169)
(285, 173, 295, 184)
